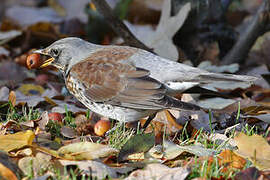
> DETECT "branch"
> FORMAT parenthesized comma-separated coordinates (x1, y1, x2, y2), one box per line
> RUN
(222, 0, 270, 65)
(91, 0, 154, 53)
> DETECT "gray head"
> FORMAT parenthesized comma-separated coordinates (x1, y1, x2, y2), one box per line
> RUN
(35, 37, 100, 74)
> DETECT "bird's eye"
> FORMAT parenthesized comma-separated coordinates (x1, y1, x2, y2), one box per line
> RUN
(51, 49, 59, 57)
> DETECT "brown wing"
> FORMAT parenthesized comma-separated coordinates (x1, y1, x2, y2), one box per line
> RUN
(68, 47, 167, 110)
(70, 60, 167, 109)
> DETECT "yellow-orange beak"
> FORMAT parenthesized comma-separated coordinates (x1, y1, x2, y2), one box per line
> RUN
(34, 49, 55, 68)
(40, 57, 55, 68)
(89, 2, 96, 11)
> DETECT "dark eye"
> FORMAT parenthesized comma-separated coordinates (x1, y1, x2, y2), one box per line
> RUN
(51, 49, 59, 57)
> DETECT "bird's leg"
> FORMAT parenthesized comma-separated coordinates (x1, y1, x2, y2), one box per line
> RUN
(142, 112, 157, 131)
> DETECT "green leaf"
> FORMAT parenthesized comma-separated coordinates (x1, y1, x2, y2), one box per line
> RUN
(118, 133, 155, 162)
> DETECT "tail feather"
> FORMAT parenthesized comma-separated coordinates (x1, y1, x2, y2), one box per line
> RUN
(199, 73, 258, 83)
(159, 95, 201, 111)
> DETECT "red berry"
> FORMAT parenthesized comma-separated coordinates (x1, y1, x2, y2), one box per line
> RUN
(48, 112, 63, 123)
(26, 53, 41, 69)
(94, 119, 111, 136)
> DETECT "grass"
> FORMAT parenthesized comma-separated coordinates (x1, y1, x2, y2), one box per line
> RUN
(107, 121, 135, 149)
(1, 104, 268, 179)
(45, 120, 62, 138)
(1, 102, 40, 123)
(187, 156, 226, 179)
(63, 105, 76, 128)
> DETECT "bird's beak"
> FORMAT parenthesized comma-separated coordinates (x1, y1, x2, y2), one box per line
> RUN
(89, 2, 96, 11)
(33, 49, 55, 68)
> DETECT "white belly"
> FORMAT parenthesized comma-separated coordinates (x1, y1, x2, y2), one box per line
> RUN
(66, 76, 156, 122)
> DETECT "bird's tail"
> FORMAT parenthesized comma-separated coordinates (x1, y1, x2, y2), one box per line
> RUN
(160, 95, 201, 111)
(198, 73, 258, 83)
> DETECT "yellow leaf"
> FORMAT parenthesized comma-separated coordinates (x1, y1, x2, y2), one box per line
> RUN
(18, 84, 44, 96)
(43, 96, 57, 106)
(218, 149, 246, 170)
(8, 91, 16, 107)
(57, 142, 119, 160)
(0, 130, 35, 152)
(0, 163, 18, 180)
(234, 132, 270, 170)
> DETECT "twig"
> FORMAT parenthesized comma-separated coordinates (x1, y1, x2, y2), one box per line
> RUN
(222, 0, 270, 65)
(91, 0, 154, 52)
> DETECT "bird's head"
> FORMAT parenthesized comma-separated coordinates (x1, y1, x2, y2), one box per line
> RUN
(34, 37, 99, 74)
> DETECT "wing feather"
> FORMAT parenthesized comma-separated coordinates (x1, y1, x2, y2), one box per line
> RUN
(69, 49, 166, 110)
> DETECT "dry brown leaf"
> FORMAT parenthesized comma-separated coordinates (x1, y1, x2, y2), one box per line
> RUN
(0, 130, 35, 152)
(242, 105, 270, 115)
(218, 150, 246, 170)
(8, 91, 16, 107)
(234, 167, 260, 180)
(36, 111, 49, 130)
(0, 163, 18, 180)
(61, 126, 77, 138)
(165, 110, 183, 130)
(234, 132, 270, 170)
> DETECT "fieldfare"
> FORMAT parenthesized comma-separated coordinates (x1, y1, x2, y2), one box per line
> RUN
(34, 37, 257, 123)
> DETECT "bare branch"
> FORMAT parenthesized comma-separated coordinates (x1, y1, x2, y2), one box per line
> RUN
(222, 0, 270, 65)
(91, 0, 154, 53)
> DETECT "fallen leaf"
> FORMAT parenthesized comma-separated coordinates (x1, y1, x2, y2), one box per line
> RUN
(234, 132, 270, 170)
(51, 100, 86, 113)
(163, 141, 217, 160)
(57, 142, 118, 160)
(165, 110, 183, 130)
(125, 1, 191, 61)
(197, 97, 236, 110)
(234, 167, 260, 180)
(19, 120, 34, 128)
(0, 47, 9, 56)
(0, 86, 9, 101)
(18, 84, 45, 96)
(36, 111, 50, 130)
(208, 133, 237, 149)
(118, 133, 155, 162)
(59, 160, 117, 178)
(8, 91, 16, 107)
(0, 130, 35, 152)
(125, 163, 190, 180)
(0, 152, 22, 179)
(6, 6, 63, 26)
(0, 163, 18, 180)
(217, 150, 246, 170)
(241, 105, 270, 115)
(242, 113, 270, 124)
(60, 126, 77, 138)
(0, 30, 22, 45)
(18, 152, 52, 177)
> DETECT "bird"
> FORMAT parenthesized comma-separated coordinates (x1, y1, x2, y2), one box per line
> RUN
(34, 37, 257, 125)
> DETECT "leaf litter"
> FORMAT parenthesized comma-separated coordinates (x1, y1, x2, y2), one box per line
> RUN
(0, 0, 270, 179)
